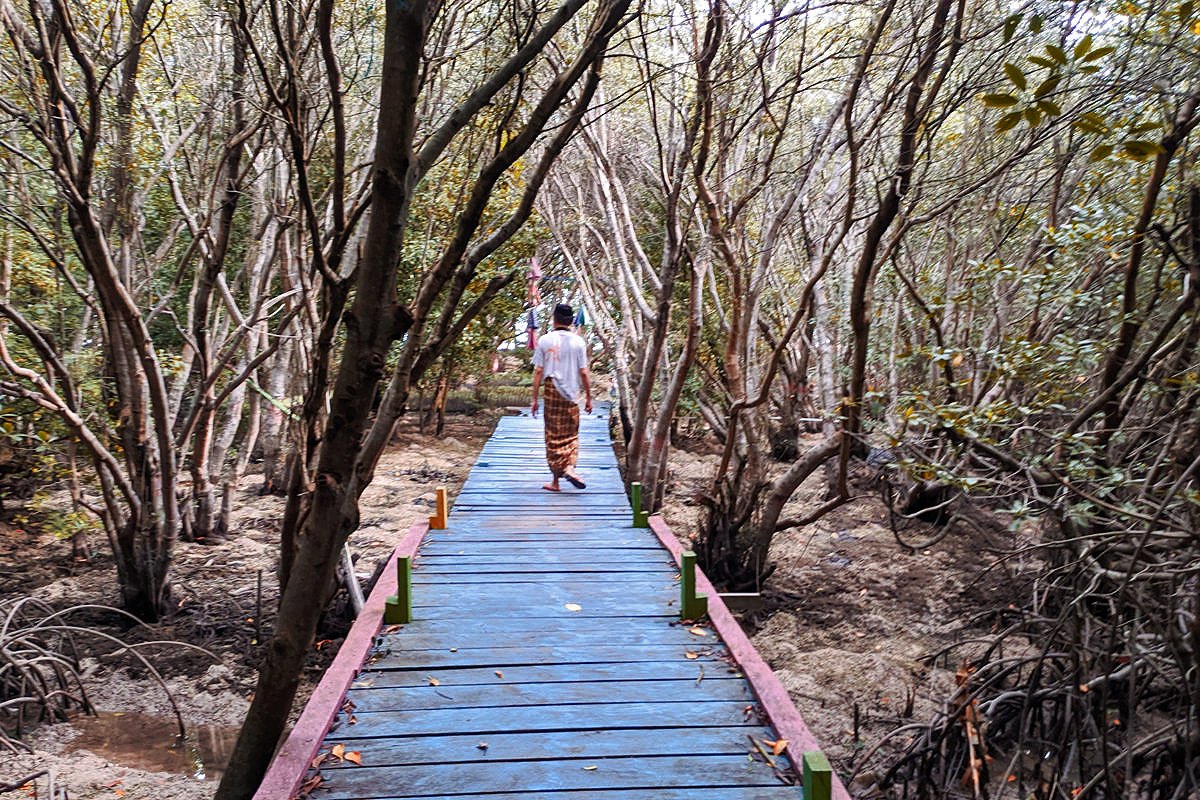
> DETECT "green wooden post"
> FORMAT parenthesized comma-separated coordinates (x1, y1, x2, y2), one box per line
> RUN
(680, 550, 708, 620)
(384, 555, 413, 624)
(631, 481, 649, 528)
(802, 751, 832, 800)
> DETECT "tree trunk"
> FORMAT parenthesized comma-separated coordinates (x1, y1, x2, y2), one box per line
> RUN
(215, 2, 431, 793)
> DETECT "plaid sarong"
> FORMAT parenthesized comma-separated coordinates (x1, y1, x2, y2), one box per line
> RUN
(543, 379, 579, 477)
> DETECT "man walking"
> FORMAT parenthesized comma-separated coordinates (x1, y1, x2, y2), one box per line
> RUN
(531, 303, 592, 491)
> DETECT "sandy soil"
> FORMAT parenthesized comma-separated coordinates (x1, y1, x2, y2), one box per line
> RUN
(2, 415, 1020, 799)
(0, 413, 499, 800)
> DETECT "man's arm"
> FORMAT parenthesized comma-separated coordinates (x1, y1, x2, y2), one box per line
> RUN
(579, 366, 593, 414)
(531, 366, 544, 417)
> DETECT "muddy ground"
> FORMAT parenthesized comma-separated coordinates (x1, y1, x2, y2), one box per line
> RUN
(0, 414, 1023, 798)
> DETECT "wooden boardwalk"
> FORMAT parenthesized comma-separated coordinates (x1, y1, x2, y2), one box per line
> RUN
(258, 412, 847, 799)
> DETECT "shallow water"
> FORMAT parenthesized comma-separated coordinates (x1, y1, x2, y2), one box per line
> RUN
(65, 711, 238, 780)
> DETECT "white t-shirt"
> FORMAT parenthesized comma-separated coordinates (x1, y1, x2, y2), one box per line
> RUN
(532, 328, 588, 402)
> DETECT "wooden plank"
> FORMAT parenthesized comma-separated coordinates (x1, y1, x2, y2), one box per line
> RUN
(411, 573, 678, 586)
(368, 643, 728, 671)
(383, 626, 703, 650)
(331, 701, 764, 738)
(312, 754, 792, 799)
(359, 660, 736, 688)
(406, 578, 674, 595)
(346, 678, 754, 713)
(418, 531, 652, 542)
(321, 790, 800, 800)
(417, 543, 664, 553)
(413, 562, 669, 574)
(321, 725, 780, 765)
(378, 617, 706, 646)
(403, 597, 676, 618)
(415, 551, 672, 564)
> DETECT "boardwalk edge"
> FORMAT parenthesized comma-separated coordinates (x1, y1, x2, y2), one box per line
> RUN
(647, 513, 853, 800)
(253, 519, 431, 800)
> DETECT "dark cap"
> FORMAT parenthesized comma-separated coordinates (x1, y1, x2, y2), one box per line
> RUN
(552, 303, 574, 326)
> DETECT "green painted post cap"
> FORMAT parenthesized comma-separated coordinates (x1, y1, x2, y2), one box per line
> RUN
(802, 750, 832, 800)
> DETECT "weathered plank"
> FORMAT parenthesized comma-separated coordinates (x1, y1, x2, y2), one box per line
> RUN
(332, 701, 767, 739)
(368, 643, 728, 671)
(314, 754, 790, 799)
(321, 790, 801, 800)
(376, 620, 705, 647)
(345, 677, 753, 713)
(358, 661, 738, 688)
(321, 725, 776, 765)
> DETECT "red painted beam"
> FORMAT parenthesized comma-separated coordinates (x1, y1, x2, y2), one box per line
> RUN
(253, 520, 431, 800)
(647, 514, 852, 800)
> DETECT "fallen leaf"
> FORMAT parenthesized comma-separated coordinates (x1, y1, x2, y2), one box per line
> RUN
(685, 651, 699, 660)
(297, 774, 323, 793)
(565, 603, 583, 612)
(450, 647, 458, 652)
(332, 743, 346, 760)
(688, 626, 708, 637)
(495, 670, 504, 679)
(115, 791, 126, 798)
(315, 639, 333, 650)
(768, 738, 788, 756)
(311, 752, 329, 769)
(348, 714, 358, 724)
(477, 742, 489, 750)
(428, 676, 441, 686)
(344, 751, 363, 766)
(582, 765, 598, 771)
(385, 625, 402, 634)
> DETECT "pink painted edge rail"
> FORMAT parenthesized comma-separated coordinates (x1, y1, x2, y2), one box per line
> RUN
(253, 520, 431, 800)
(648, 514, 852, 800)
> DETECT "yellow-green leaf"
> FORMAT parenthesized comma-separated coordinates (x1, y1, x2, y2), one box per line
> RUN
(1003, 13, 1022, 42)
(1029, 14, 1044, 33)
(996, 111, 1023, 132)
(1003, 63, 1027, 91)
(1024, 108, 1042, 126)
(1122, 139, 1162, 160)
(1073, 34, 1093, 60)
(1089, 144, 1113, 162)
(1033, 76, 1061, 99)
(1037, 99, 1062, 116)
(1028, 56, 1056, 68)
(1082, 46, 1115, 62)
(1046, 44, 1068, 64)
(1074, 112, 1109, 134)
(983, 93, 1019, 108)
